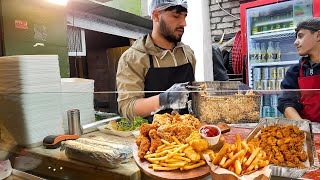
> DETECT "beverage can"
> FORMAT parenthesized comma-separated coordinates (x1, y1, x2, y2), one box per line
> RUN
(270, 94, 278, 106)
(254, 80, 262, 90)
(263, 106, 271, 117)
(261, 80, 268, 90)
(253, 67, 261, 80)
(261, 67, 269, 80)
(276, 79, 283, 90)
(269, 67, 277, 79)
(277, 67, 285, 79)
(263, 94, 271, 106)
(270, 106, 277, 117)
(268, 80, 276, 90)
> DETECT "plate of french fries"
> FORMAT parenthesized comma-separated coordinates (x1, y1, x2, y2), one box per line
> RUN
(206, 134, 271, 179)
(133, 136, 211, 180)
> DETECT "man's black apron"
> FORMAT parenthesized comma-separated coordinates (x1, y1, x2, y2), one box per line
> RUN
(144, 54, 195, 123)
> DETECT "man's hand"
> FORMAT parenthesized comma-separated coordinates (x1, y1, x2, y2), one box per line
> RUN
(159, 82, 189, 110)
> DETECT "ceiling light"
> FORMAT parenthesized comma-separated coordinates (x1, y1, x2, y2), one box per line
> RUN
(46, 0, 69, 6)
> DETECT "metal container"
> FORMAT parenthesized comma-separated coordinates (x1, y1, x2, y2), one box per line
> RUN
(276, 79, 283, 90)
(263, 94, 271, 106)
(253, 80, 262, 90)
(67, 109, 83, 135)
(191, 81, 261, 124)
(262, 106, 271, 117)
(261, 67, 269, 80)
(270, 94, 278, 106)
(261, 80, 268, 90)
(246, 118, 319, 179)
(269, 66, 277, 80)
(268, 79, 276, 90)
(253, 67, 261, 80)
(277, 67, 285, 79)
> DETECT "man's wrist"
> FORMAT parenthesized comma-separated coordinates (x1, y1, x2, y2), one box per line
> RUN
(159, 92, 168, 107)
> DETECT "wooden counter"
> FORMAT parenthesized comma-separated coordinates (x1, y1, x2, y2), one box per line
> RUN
(1, 128, 319, 180)
(0, 131, 140, 180)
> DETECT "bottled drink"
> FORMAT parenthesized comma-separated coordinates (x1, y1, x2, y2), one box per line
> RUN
(275, 42, 281, 61)
(260, 42, 267, 62)
(255, 42, 262, 62)
(267, 41, 275, 62)
(249, 43, 256, 62)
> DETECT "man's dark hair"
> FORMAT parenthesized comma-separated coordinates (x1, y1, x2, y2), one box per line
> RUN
(164, 5, 187, 13)
(295, 17, 320, 37)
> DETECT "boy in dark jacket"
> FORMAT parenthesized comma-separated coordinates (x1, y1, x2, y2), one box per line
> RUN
(278, 17, 320, 122)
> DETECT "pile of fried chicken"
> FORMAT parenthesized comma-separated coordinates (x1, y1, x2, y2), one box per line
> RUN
(249, 125, 307, 168)
(136, 113, 204, 159)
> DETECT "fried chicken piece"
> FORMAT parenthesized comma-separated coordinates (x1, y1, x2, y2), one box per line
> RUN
(136, 123, 158, 159)
(152, 113, 173, 126)
(250, 125, 307, 168)
(190, 139, 209, 152)
(298, 151, 308, 162)
(185, 131, 202, 144)
(140, 123, 158, 136)
(171, 114, 202, 131)
(149, 129, 162, 153)
(184, 146, 201, 162)
(157, 124, 193, 144)
(137, 135, 150, 159)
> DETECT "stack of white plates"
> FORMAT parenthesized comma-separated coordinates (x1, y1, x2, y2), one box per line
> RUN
(61, 78, 95, 133)
(0, 55, 64, 147)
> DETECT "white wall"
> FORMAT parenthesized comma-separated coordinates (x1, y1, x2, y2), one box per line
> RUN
(183, 0, 213, 81)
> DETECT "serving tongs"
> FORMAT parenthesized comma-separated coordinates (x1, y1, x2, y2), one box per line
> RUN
(187, 84, 211, 96)
(186, 84, 208, 90)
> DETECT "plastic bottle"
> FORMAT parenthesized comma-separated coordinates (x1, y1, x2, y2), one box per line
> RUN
(275, 42, 281, 61)
(255, 42, 262, 62)
(267, 41, 275, 62)
(252, 17, 258, 35)
(260, 42, 267, 62)
(250, 42, 256, 62)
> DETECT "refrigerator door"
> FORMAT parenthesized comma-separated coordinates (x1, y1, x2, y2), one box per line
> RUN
(242, 0, 313, 118)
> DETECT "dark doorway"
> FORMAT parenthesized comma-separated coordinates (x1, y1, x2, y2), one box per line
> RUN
(69, 29, 131, 113)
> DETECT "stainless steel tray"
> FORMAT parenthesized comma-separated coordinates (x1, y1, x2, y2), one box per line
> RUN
(246, 118, 319, 179)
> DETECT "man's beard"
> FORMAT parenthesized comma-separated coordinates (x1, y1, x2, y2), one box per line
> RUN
(159, 18, 182, 43)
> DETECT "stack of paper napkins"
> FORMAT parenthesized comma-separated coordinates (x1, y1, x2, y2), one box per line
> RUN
(0, 55, 64, 147)
(61, 78, 95, 133)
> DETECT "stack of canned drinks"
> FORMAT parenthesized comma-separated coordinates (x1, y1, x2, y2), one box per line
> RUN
(253, 65, 291, 90)
(252, 65, 291, 118)
(261, 94, 284, 118)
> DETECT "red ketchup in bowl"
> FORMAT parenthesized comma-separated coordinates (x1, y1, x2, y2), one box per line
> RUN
(200, 126, 219, 137)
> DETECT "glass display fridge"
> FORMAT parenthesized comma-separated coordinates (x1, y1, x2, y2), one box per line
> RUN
(240, 0, 319, 118)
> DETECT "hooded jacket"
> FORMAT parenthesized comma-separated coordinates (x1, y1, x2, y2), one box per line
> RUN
(278, 56, 320, 114)
(116, 34, 196, 120)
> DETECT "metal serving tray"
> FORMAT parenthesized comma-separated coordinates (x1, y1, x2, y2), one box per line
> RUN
(246, 118, 319, 179)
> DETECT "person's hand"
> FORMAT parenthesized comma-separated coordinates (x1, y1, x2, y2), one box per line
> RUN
(159, 82, 189, 110)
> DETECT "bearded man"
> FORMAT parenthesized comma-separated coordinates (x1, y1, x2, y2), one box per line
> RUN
(116, 0, 196, 123)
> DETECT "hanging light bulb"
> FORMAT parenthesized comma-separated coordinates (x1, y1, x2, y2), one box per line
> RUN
(46, 0, 69, 6)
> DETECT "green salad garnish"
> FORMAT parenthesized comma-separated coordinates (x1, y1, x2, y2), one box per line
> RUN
(116, 116, 148, 131)
(132, 116, 148, 130)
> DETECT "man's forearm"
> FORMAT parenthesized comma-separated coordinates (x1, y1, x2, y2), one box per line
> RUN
(284, 107, 302, 119)
(134, 95, 161, 118)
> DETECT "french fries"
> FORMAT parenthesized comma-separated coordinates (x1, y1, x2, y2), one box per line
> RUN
(210, 134, 270, 175)
(144, 136, 206, 171)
